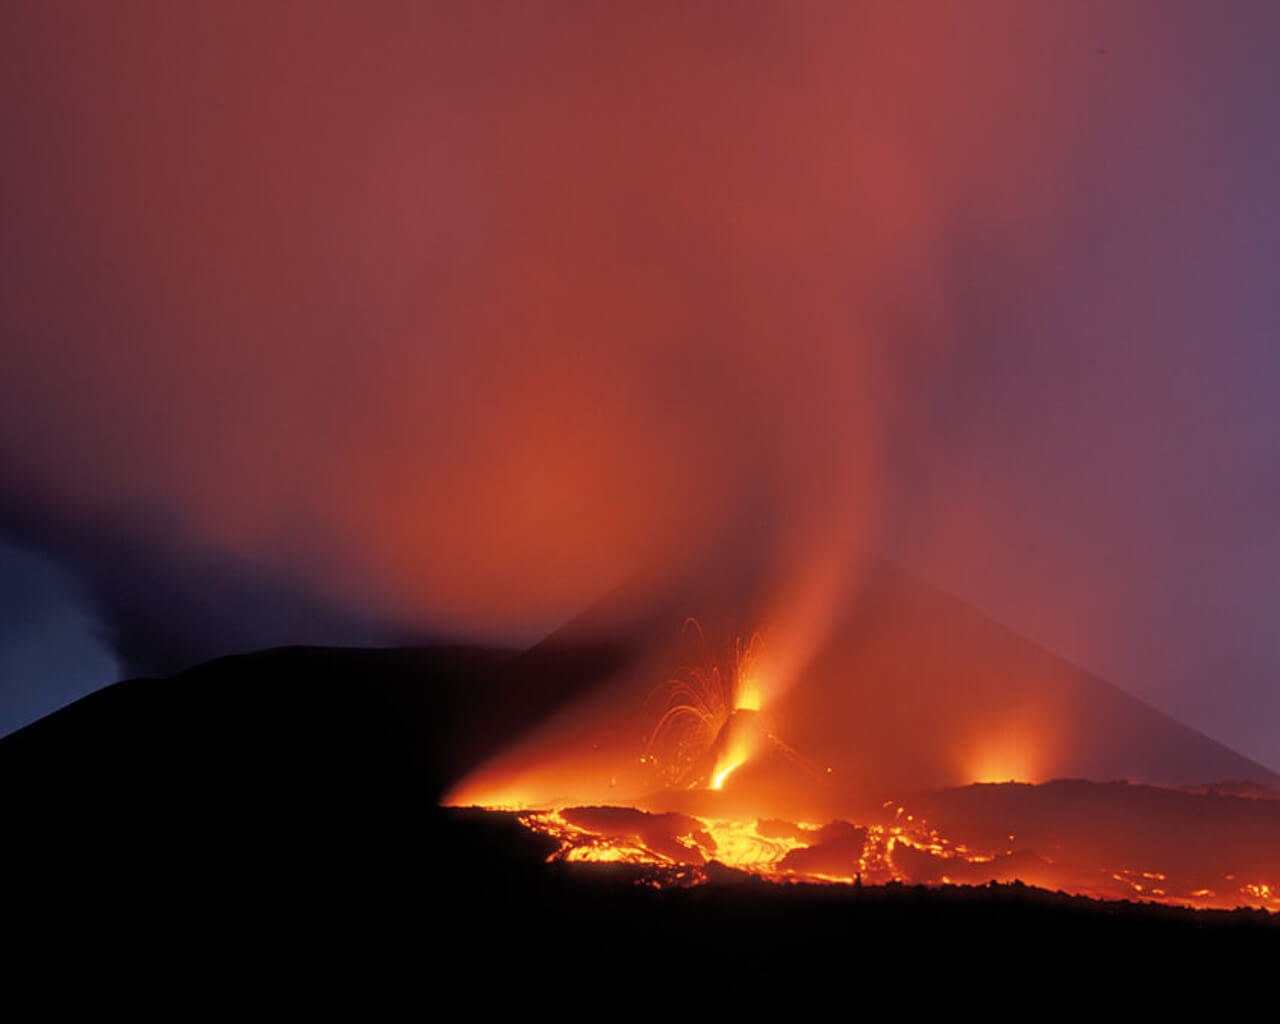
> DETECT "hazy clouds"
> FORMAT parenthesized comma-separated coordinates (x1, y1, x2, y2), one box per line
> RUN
(2, 3, 1278, 764)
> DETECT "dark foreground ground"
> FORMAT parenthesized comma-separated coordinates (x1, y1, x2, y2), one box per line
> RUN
(3, 645, 1277, 1003)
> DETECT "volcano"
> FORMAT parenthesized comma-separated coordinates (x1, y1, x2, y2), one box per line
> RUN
(3, 560, 1278, 990)
(450, 558, 1279, 815)
(436, 559, 1280, 914)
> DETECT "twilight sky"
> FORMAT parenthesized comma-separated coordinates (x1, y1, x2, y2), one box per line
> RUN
(1, 2, 1278, 769)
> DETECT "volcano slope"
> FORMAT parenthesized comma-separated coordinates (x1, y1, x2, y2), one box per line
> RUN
(2, 567, 1278, 991)
(450, 558, 1279, 815)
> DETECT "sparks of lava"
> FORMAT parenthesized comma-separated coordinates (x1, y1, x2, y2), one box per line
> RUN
(643, 619, 766, 789)
(457, 615, 1280, 916)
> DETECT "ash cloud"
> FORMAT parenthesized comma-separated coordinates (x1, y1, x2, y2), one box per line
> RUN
(1, 4, 1278, 765)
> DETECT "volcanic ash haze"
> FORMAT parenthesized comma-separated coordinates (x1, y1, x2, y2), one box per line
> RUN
(2, 4, 1279, 769)
(0, 8, 1140, 636)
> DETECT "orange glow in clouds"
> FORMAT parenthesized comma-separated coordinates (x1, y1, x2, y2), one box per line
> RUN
(7, 5, 1273, 916)
(2, 3, 1109, 640)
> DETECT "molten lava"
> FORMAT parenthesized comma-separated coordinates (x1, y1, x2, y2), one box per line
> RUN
(448, 615, 1280, 915)
(503, 797, 1280, 913)
(643, 620, 767, 789)
(710, 761, 741, 791)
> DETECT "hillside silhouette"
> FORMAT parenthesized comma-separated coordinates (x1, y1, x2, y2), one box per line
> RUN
(4, 572, 1279, 990)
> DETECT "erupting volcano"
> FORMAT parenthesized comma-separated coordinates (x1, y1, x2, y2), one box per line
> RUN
(642, 621, 809, 794)
(643, 621, 764, 786)
(447, 560, 1280, 914)
(6, 0, 1280, 999)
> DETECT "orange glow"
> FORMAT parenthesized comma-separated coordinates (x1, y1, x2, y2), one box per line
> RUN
(961, 713, 1057, 784)
(735, 678, 763, 713)
(643, 622, 770, 788)
(447, 603, 1280, 916)
(967, 749, 1039, 785)
(512, 805, 1004, 887)
(495, 803, 1280, 913)
(711, 760, 742, 791)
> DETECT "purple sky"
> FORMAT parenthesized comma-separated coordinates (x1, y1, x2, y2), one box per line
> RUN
(1, 2, 1277, 769)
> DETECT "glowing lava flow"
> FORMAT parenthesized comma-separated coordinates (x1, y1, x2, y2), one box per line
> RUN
(498, 801, 1280, 913)
(451, 620, 1280, 915)
(511, 803, 998, 887)
(710, 761, 742, 790)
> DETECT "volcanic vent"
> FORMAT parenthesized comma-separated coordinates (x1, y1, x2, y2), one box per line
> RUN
(446, 559, 1280, 911)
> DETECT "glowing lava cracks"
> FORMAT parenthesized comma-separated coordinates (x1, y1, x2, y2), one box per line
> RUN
(447, 621, 1280, 914)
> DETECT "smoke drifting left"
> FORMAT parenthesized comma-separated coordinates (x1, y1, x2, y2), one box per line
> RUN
(0, 4, 1118, 665)
(4, 4, 1279, 772)
(6, 5, 1280, 997)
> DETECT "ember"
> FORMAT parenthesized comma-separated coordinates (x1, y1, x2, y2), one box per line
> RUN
(643, 620, 767, 788)
(447, 590, 1280, 916)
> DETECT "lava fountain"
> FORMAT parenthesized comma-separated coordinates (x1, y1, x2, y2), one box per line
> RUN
(642, 619, 767, 790)
(445, 568, 1280, 914)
